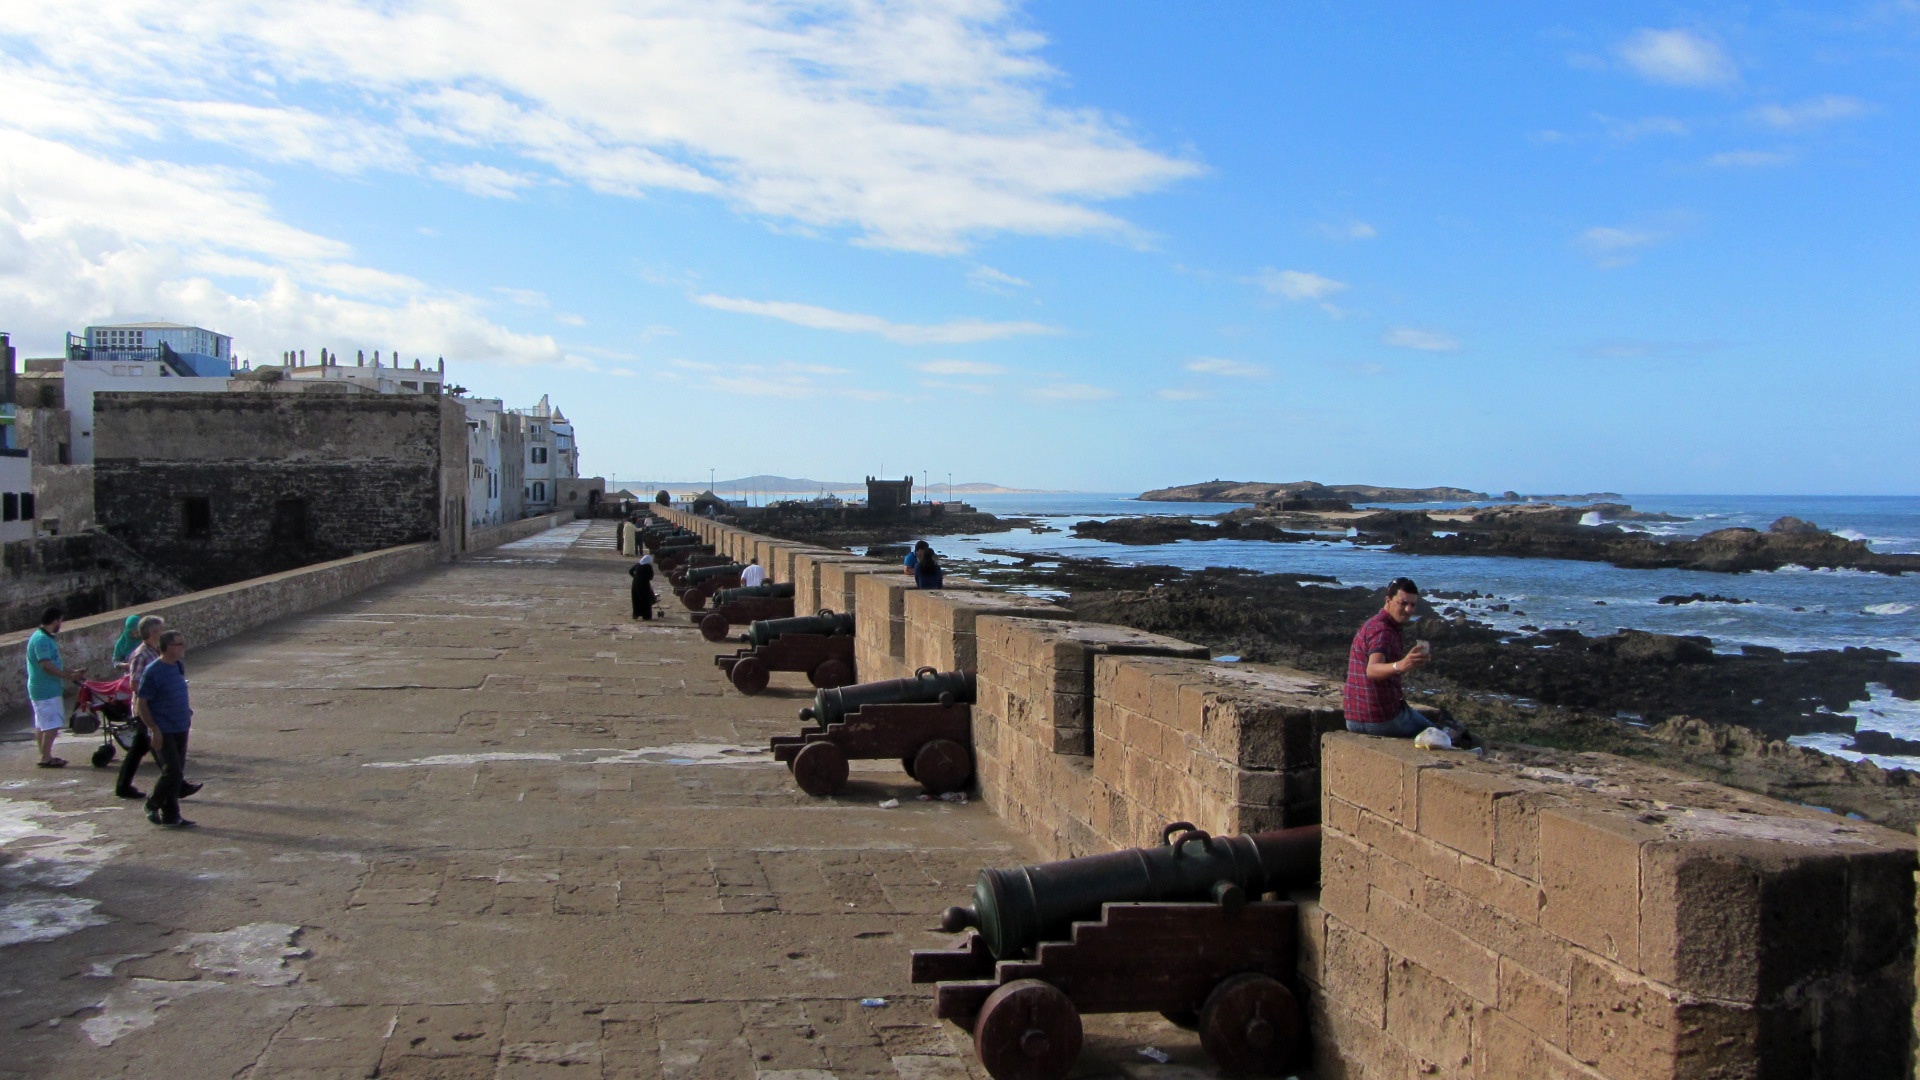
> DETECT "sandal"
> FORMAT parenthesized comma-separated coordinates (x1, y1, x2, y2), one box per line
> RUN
(37, 758, 66, 768)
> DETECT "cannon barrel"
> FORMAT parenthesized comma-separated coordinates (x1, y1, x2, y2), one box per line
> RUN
(683, 562, 747, 585)
(747, 610, 855, 649)
(655, 535, 705, 550)
(800, 667, 975, 726)
(940, 824, 1321, 959)
(714, 583, 796, 604)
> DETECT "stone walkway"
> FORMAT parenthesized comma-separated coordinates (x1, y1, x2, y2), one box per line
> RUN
(0, 523, 1199, 1079)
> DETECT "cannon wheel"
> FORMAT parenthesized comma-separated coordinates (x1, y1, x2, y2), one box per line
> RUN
(699, 613, 731, 642)
(91, 742, 116, 768)
(681, 586, 709, 611)
(809, 658, 853, 689)
(900, 755, 917, 780)
(912, 739, 973, 795)
(791, 741, 848, 797)
(973, 978, 1082, 1080)
(730, 657, 771, 696)
(1198, 972, 1303, 1076)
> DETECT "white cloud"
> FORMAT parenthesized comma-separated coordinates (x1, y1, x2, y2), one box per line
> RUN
(1616, 29, 1738, 87)
(922, 379, 994, 395)
(1751, 95, 1869, 130)
(1576, 225, 1661, 266)
(692, 294, 1056, 344)
(918, 359, 1008, 376)
(0, 0, 1201, 255)
(1184, 357, 1266, 378)
(1252, 268, 1348, 302)
(494, 287, 550, 308)
(1382, 328, 1460, 352)
(1031, 382, 1117, 401)
(1706, 149, 1792, 168)
(1155, 388, 1207, 401)
(555, 313, 586, 327)
(968, 265, 1030, 290)
(430, 163, 542, 198)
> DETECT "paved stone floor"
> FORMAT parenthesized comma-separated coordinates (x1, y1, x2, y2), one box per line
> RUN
(0, 522, 1211, 1079)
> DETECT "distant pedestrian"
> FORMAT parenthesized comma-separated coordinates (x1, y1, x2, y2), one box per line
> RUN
(110, 614, 143, 668)
(740, 557, 767, 588)
(903, 540, 929, 575)
(629, 552, 656, 620)
(26, 607, 87, 769)
(910, 544, 945, 590)
(136, 630, 197, 828)
(114, 615, 169, 800)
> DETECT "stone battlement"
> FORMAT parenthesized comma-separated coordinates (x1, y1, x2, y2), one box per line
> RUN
(652, 507, 1919, 1077)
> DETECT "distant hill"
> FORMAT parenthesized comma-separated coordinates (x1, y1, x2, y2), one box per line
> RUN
(623, 475, 1053, 495)
(1138, 479, 1491, 503)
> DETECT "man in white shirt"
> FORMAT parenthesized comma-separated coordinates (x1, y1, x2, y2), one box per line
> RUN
(739, 558, 767, 588)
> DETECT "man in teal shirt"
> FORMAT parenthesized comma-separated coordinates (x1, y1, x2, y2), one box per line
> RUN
(26, 607, 87, 768)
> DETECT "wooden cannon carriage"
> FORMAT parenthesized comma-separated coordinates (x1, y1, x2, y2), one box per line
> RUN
(714, 610, 856, 694)
(769, 668, 974, 795)
(910, 824, 1319, 1080)
(695, 584, 797, 641)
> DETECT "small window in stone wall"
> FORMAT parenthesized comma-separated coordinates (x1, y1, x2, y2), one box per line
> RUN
(20, 493, 33, 519)
(2, 493, 16, 521)
(182, 496, 212, 538)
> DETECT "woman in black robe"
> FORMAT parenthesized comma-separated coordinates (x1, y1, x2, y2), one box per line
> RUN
(629, 553, 656, 620)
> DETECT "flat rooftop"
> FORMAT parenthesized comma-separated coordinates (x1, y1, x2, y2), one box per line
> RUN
(0, 521, 1196, 1078)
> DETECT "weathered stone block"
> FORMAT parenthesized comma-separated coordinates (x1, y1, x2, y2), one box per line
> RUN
(1365, 889, 1498, 1004)
(1538, 806, 1656, 970)
(1384, 955, 1480, 1075)
(1566, 952, 1756, 1079)
(1326, 915, 1389, 1027)
(1420, 767, 1528, 864)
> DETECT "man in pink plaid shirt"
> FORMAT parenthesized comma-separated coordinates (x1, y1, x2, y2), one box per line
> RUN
(1343, 577, 1438, 737)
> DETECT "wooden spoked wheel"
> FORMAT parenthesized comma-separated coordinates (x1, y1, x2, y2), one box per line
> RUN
(809, 658, 853, 688)
(911, 739, 973, 795)
(699, 613, 731, 642)
(791, 741, 848, 797)
(1198, 972, 1303, 1075)
(972, 979, 1082, 1080)
(729, 656, 770, 695)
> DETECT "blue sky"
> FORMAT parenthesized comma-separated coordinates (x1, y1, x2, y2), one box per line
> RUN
(1, 1, 1914, 494)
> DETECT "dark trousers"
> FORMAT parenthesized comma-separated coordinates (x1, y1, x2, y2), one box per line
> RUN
(116, 724, 151, 792)
(146, 730, 190, 822)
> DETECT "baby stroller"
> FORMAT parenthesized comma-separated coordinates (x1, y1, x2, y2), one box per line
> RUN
(68, 675, 141, 769)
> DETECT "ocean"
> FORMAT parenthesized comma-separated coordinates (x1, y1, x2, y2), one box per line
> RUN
(920, 493, 1920, 768)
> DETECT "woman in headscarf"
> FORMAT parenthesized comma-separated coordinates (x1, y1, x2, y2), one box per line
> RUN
(111, 614, 143, 669)
(629, 552, 656, 621)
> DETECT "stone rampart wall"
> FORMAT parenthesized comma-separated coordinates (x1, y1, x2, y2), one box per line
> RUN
(2, 511, 573, 718)
(653, 506, 1919, 1076)
(1308, 733, 1914, 1078)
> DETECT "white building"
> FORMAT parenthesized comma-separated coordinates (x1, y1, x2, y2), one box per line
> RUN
(512, 395, 578, 515)
(273, 351, 445, 395)
(463, 397, 507, 528)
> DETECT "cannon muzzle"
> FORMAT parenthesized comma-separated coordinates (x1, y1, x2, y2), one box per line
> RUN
(747, 610, 855, 649)
(799, 667, 975, 724)
(942, 823, 1321, 958)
